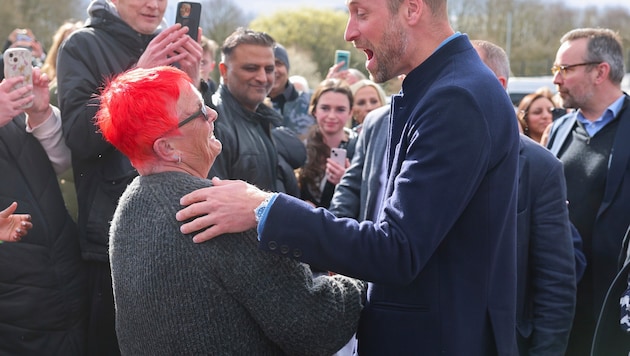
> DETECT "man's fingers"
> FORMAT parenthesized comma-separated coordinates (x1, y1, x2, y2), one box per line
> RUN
(192, 225, 225, 243)
(178, 206, 215, 232)
(179, 187, 213, 207)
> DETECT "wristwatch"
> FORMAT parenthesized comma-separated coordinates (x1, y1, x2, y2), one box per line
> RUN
(254, 195, 274, 223)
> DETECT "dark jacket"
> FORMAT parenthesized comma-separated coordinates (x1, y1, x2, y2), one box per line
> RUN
(547, 95, 630, 316)
(210, 85, 287, 192)
(0, 116, 87, 354)
(515, 135, 576, 354)
(591, 225, 630, 355)
(272, 126, 305, 197)
(259, 35, 519, 355)
(57, 4, 157, 261)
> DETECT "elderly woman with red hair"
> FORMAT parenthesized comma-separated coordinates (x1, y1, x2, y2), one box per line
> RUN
(96, 66, 365, 356)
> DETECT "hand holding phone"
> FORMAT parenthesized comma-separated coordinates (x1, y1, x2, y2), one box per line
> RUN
(176, 1, 202, 41)
(330, 147, 347, 166)
(327, 147, 347, 184)
(334, 50, 351, 71)
(3, 48, 33, 109)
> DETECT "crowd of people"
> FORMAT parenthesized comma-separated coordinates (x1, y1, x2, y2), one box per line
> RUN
(0, 0, 629, 355)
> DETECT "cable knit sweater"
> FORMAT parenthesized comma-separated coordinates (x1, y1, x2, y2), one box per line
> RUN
(110, 171, 365, 355)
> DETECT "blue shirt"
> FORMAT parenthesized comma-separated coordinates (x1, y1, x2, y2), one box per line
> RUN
(576, 94, 625, 137)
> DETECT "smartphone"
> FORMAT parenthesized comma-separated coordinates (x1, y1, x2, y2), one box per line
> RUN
(330, 147, 347, 166)
(176, 1, 202, 41)
(16, 33, 32, 43)
(3, 48, 33, 109)
(335, 50, 351, 71)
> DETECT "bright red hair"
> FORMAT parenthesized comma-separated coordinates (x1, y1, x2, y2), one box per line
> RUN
(96, 66, 193, 170)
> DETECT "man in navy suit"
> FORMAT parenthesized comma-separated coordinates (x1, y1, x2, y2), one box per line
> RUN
(545, 28, 630, 355)
(177, 0, 519, 354)
(474, 39, 578, 355)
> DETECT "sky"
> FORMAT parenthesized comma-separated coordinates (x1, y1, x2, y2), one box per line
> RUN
(229, 0, 630, 17)
(162, 0, 630, 25)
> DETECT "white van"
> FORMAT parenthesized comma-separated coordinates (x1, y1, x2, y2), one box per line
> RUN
(507, 76, 556, 107)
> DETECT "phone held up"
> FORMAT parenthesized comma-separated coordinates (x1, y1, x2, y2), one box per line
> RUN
(3, 48, 33, 109)
(334, 50, 351, 71)
(175, 1, 202, 41)
(330, 147, 347, 166)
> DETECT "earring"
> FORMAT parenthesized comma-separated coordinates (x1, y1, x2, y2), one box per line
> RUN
(174, 155, 182, 164)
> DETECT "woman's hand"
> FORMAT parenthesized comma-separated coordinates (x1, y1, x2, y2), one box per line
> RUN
(0, 202, 32, 243)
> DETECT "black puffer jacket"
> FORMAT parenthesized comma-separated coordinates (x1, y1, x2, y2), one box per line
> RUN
(0, 117, 87, 354)
(57, 1, 158, 261)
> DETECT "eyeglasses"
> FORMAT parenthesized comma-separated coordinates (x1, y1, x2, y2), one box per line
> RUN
(178, 105, 208, 128)
(550, 62, 600, 76)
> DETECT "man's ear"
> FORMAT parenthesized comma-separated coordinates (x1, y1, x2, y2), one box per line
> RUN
(404, 0, 423, 25)
(153, 137, 178, 163)
(498, 76, 508, 89)
(219, 62, 228, 80)
(594, 62, 610, 85)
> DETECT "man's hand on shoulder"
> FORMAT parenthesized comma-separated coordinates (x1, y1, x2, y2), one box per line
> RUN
(176, 177, 271, 243)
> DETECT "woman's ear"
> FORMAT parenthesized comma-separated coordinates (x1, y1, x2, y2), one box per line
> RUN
(153, 137, 179, 163)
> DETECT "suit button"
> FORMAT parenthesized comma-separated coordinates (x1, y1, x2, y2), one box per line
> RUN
(280, 245, 289, 254)
(293, 249, 302, 258)
(268, 241, 277, 250)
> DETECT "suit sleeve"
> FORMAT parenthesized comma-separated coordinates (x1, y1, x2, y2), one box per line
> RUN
(527, 159, 576, 354)
(259, 87, 500, 284)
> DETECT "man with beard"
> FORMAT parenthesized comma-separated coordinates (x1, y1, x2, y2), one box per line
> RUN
(176, 1, 519, 354)
(545, 28, 630, 356)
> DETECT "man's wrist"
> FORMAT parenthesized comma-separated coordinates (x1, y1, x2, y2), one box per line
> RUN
(254, 193, 275, 223)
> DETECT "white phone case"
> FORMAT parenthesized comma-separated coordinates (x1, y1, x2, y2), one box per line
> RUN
(330, 147, 347, 166)
(3, 48, 33, 108)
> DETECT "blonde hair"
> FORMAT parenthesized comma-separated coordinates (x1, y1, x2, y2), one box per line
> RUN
(41, 20, 83, 82)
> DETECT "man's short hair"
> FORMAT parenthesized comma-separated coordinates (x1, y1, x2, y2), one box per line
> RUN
(560, 28, 625, 84)
(471, 39, 511, 80)
(221, 27, 275, 62)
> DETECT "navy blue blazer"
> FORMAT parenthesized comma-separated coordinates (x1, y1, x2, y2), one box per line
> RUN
(516, 135, 576, 353)
(547, 95, 630, 313)
(259, 35, 519, 355)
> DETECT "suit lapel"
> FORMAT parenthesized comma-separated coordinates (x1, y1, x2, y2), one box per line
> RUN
(599, 96, 630, 216)
(549, 114, 577, 157)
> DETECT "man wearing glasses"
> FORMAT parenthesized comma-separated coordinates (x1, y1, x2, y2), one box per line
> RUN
(546, 27, 630, 355)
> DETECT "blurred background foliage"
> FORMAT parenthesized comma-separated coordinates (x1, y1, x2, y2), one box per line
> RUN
(1, 0, 629, 95)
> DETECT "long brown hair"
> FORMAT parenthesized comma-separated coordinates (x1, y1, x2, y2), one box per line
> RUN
(299, 79, 353, 200)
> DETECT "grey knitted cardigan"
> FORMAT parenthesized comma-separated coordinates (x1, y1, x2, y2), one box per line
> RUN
(109, 172, 365, 355)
